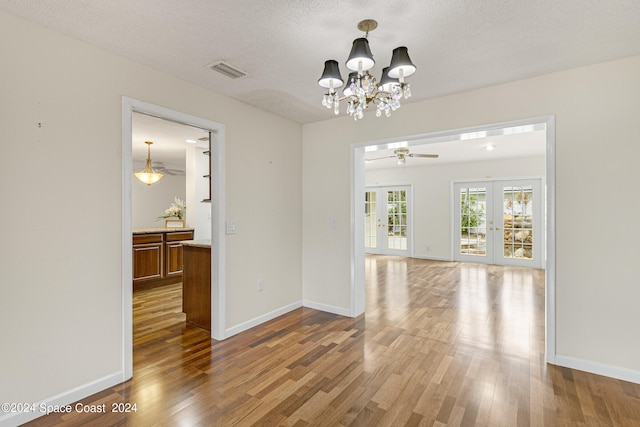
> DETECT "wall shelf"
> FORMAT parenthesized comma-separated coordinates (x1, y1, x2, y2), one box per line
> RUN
(202, 134, 212, 203)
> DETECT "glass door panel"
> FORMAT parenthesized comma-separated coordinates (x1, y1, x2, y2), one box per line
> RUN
(365, 186, 411, 256)
(495, 180, 542, 267)
(454, 179, 542, 268)
(364, 191, 377, 249)
(501, 185, 534, 260)
(459, 187, 487, 256)
(386, 190, 408, 251)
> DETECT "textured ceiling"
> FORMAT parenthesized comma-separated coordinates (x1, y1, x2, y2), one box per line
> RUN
(2, 1, 640, 123)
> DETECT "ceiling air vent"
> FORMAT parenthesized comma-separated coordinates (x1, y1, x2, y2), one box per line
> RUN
(206, 60, 248, 79)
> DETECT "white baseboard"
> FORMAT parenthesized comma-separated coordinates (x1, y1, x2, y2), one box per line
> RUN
(554, 355, 640, 385)
(224, 300, 303, 338)
(303, 300, 352, 317)
(411, 254, 452, 262)
(0, 371, 124, 427)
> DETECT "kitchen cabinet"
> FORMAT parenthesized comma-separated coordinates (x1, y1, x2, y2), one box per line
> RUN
(133, 228, 194, 289)
(132, 233, 163, 281)
(165, 231, 193, 277)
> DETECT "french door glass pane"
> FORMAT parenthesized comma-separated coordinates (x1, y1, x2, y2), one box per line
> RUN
(387, 190, 407, 250)
(502, 186, 534, 259)
(459, 187, 487, 255)
(364, 191, 377, 248)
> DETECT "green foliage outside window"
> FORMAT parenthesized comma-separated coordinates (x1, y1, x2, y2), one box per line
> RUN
(461, 193, 485, 234)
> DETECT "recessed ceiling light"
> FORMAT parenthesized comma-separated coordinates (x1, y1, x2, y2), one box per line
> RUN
(485, 144, 495, 151)
(186, 139, 197, 144)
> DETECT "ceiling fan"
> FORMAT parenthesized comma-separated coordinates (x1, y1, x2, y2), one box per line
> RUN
(152, 162, 185, 176)
(366, 147, 439, 164)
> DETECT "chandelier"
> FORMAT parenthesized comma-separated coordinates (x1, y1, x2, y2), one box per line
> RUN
(318, 19, 416, 120)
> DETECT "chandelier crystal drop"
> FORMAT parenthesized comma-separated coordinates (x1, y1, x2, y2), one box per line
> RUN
(317, 19, 416, 121)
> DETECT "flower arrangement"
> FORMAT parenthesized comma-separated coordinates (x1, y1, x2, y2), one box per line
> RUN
(158, 197, 186, 220)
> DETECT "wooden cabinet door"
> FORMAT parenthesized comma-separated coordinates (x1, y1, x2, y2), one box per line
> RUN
(133, 243, 163, 281)
(164, 231, 193, 277)
(165, 241, 184, 277)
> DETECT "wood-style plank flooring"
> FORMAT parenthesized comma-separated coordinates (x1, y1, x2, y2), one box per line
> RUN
(25, 256, 640, 426)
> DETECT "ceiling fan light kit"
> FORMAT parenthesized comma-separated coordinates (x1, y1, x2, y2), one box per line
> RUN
(134, 141, 164, 185)
(318, 19, 416, 120)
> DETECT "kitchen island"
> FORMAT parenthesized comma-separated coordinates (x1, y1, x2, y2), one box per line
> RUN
(181, 239, 211, 331)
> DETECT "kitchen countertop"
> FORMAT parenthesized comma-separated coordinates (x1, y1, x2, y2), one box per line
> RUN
(133, 227, 194, 234)
(180, 239, 211, 248)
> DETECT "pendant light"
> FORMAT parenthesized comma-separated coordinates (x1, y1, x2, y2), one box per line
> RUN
(134, 141, 164, 185)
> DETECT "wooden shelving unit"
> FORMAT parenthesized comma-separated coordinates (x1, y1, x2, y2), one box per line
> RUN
(201, 140, 211, 202)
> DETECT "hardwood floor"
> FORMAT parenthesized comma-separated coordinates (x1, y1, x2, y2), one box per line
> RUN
(25, 256, 640, 426)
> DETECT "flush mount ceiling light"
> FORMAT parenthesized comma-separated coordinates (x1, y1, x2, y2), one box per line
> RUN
(318, 19, 416, 120)
(134, 141, 164, 185)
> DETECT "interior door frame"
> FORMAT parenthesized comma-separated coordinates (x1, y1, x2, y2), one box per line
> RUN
(351, 115, 556, 363)
(122, 97, 226, 381)
(453, 178, 544, 268)
(365, 184, 413, 256)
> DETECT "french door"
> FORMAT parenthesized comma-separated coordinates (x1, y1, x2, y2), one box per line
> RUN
(365, 185, 412, 256)
(453, 179, 543, 268)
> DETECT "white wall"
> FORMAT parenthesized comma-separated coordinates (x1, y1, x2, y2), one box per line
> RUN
(366, 156, 545, 260)
(0, 10, 302, 422)
(132, 173, 186, 229)
(303, 55, 640, 380)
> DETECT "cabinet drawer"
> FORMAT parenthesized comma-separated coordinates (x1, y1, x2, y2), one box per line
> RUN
(133, 233, 163, 244)
(166, 231, 194, 242)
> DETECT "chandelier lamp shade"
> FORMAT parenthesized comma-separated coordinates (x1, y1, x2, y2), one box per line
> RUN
(134, 141, 164, 185)
(318, 19, 416, 120)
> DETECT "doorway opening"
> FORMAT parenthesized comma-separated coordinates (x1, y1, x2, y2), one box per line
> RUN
(122, 97, 226, 380)
(351, 115, 556, 362)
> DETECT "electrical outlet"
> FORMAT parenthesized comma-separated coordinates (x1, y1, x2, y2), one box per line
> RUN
(257, 279, 264, 292)
(426, 246, 431, 252)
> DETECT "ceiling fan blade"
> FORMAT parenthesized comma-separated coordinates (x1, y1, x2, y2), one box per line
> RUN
(365, 155, 397, 161)
(409, 153, 439, 158)
(154, 166, 185, 176)
(165, 169, 185, 176)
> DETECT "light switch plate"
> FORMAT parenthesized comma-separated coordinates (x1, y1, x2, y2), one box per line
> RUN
(226, 221, 237, 235)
